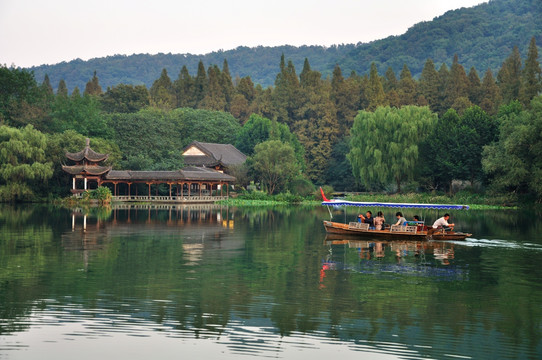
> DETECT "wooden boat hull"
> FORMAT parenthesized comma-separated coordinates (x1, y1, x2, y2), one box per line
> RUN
(323, 221, 470, 241)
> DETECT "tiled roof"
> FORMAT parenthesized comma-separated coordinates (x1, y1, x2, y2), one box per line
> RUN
(183, 155, 219, 166)
(65, 138, 109, 162)
(62, 165, 112, 175)
(183, 141, 246, 167)
(104, 168, 234, 182)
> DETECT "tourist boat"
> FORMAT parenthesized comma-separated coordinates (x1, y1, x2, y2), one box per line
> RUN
(321, 189, 472, 241)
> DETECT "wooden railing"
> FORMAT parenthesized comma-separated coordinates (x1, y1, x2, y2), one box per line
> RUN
(112, 195, 228, 203)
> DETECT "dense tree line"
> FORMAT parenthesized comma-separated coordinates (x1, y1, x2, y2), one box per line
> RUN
(0, 35, 541, 201)
(27, 0, 540, 92)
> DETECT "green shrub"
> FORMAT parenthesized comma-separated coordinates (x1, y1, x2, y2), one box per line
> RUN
(288, 178, 315, 197)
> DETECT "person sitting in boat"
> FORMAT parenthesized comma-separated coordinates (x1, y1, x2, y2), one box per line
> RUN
(374, 211, 386, 230)
(394, 212, 407, 226)
(358, 211, 375, 229)
(412, 215, 425, 231)
(431, 214, 455, 232)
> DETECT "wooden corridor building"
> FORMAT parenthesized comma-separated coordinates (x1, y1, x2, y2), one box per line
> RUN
(63, 139, 236, 202)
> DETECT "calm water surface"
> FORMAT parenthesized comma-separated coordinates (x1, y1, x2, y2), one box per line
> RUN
(0, 204, 541, 359)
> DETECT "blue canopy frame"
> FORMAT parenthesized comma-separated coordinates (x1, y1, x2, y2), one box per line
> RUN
(321, 200, 469, 210)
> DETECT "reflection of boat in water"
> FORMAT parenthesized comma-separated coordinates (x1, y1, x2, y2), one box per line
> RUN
(321, 238, 467, 281)
(321, 189, 472, 241)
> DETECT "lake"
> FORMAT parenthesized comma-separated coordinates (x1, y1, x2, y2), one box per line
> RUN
(1, 204, 541, 359)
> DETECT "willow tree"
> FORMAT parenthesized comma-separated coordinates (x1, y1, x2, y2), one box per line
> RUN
(0, 125, 53, 201)
(348, 106, 436, 192)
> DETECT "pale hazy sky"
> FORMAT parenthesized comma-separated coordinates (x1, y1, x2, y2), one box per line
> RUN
(0, 0, 486, 68)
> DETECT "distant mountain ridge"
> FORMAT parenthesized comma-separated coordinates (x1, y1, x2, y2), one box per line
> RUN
(29, 0, 541, 92)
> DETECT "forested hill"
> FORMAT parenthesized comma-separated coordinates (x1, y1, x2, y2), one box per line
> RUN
(29, 0, 541, 92)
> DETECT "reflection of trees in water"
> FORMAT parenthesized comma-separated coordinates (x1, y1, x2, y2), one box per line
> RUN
(1, 205, 541, 358)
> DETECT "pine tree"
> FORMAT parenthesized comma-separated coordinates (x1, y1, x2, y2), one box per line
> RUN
(57, 79, 68, 97)
(199, 65, 226, 111)
(41, 74, 53, 95)
(236, 76, 255, 102)
(174, 65, 195, 108)
(436, 63, 450, 114)
(467, 67, 482, 105)
(71, 86, 81, 99)
(194, 60, 208, 106)
(220, 59, 234, 110)
(398, 64, 417, 106)
(520, 37, 541, 107)
(331, 65, 360, 135)
(498, 46, 522, 103)
(367, 63, 387, 111)
(272, 57, 301, 126)
(419, 59, 440, 111)
(480, 69, 501, 115)
(150, 68, 175, 109)
(84, 71, 102, 96)
(444, 55, 469, 109)
(383, 67, 398, 92)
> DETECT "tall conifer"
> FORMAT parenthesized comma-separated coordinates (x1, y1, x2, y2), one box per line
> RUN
(84, 71, 102, 96)
(419, 59, 440, 111)
(498, 46, 522, 103)
(194, 60, 208, 106)
(150, 68, 175, 109)
(398, 64, 417, 106)
(57, 79, 68, 97)
(520, 37, 541, 106)
(367, 63, 387, 111)
(174, 65, 195, 108)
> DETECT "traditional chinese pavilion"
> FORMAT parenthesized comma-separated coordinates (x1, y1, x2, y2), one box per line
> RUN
(63, 139, 235, 202)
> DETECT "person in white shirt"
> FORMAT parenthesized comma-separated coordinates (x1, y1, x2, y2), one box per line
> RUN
(432, 214, 455, 229)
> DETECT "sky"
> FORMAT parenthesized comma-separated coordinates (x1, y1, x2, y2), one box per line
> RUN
(0, 0, 486, 68)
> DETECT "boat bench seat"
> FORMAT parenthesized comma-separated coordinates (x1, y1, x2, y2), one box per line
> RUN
(390, 225, 418, 233)
(348, 222, 370, 230)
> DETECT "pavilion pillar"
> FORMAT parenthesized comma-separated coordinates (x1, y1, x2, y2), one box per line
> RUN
(220, 182, 223, 197)
(169, 183, 172, 198)
(199, 182, 202, 197)
(148, 183, 151, 198)
(188, 183, 191, 197)
(114, 182, 117, 196)
(84, 177, 87, 190)
(72, 177, 76, 190)
(128, 183, 132, 196)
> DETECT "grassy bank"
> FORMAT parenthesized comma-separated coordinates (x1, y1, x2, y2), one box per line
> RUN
(219, 190, 517, 209)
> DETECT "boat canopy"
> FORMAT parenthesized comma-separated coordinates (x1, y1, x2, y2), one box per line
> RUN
(321, 200, 469, 210)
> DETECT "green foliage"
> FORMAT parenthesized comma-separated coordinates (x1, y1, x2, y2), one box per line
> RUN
(0, 66, 49, 128)
(49, 93, 110, 138)
(0, 125, 53, 201)
(287, 177, 315, 197)
(82, 186, 112, 202)
(251, 140, 300, 195)
(84, 71, 102, 96)
(109, 107, 239, 170)
(348, 106, 437, 192)
(174, 107, 240, 145)
(108, 108, 184, 170)
(100, 84, 150, 113)
(150, 68, 175, 109)
(482, 95, 542, 202)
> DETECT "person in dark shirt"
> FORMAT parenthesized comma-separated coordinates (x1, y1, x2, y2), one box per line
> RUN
(358, 211, 375, 229)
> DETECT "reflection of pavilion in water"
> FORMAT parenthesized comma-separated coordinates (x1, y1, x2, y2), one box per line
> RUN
(63, 204, 241, 269)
